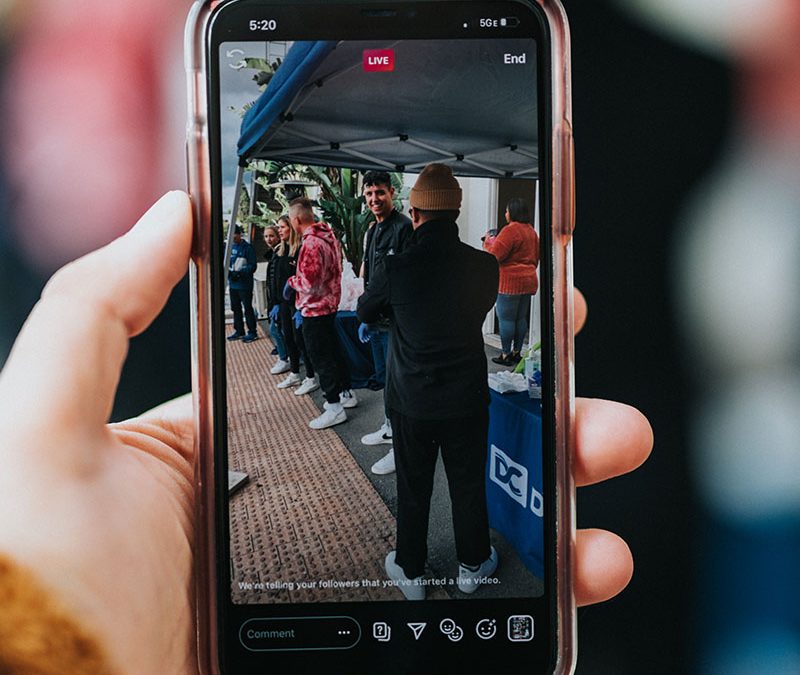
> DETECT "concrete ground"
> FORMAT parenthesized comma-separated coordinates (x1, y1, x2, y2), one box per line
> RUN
(318, 336, 543, 600)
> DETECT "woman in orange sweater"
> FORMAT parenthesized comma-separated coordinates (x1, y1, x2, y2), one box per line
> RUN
(483, 198, 540, 366)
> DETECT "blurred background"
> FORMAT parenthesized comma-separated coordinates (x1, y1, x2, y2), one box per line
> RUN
(0, 1, 797, 672)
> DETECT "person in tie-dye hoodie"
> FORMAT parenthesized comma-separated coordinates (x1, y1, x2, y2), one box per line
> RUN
(286, 197, 358, 429)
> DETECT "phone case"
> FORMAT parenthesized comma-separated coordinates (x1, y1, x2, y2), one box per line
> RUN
(185, 2, 575, 672)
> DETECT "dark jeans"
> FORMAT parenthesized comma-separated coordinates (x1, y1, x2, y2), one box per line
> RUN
(495, 292, 532, 354)
(370, 328, 391, 419)
(230, 287, 257, 336)
(269, 314, 287, 360)
(279, 302, 314, 378)
(391, 408, 491, 579)
(301, 313, 350, 404)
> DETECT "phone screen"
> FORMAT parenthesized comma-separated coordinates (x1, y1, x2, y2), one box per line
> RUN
(206, 1, 558, 672)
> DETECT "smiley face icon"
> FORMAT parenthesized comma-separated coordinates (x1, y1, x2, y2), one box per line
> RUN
(475, 618, 497, 640)
(439, 618, 464, 642)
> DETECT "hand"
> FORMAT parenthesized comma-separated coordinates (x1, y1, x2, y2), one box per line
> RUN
(0, 209, 648, 675)
(294, 310, 303, 329)
(269, 305, 280, 321)
(283, 280, 294, 301)
(358, 322, 371, 343)
(229, 270, 240, 282)
(0, 192, 196, 674)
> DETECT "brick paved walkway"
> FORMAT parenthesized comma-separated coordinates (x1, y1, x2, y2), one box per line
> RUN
(226, 334, 408, 604)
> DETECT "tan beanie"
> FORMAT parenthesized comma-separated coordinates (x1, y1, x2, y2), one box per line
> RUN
(409, 163, 462, 211)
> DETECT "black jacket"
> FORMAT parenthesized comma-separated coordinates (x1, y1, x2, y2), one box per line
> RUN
(357, 218, 499, 420)
(265, 248, 279, 310)
(363, 208, 413, 287)
(272, 245, 299, 308)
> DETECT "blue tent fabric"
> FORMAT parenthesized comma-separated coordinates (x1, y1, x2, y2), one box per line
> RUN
(234, 38, 539, 178)
(238, 41, 337, 161)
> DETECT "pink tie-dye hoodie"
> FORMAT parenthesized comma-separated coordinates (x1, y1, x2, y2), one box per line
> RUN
(288, 222, 343, 317)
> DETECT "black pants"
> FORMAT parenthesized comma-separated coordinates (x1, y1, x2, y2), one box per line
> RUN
(279, 302, 314, 378)
(391, 408, 491, 579)
(230, 287, 257, 336)
(301, 313, 350, 404)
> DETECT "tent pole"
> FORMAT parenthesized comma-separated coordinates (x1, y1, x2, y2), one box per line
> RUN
(224, 163, 247, 275)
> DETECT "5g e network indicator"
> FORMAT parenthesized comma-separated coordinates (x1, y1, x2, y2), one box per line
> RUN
(465, 17, 520, 29)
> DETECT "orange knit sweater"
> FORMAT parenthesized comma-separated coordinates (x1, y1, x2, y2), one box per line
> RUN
(0, 556, 113, 674)
(483, 221, 540, 295)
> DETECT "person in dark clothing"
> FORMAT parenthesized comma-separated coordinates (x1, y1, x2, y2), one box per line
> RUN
(272, 216, 317, 394)
(358, 170, 413, 476)
(227, 225, 258, 343)
(264, 224, 289, 368)
(357, 164, 500, 600)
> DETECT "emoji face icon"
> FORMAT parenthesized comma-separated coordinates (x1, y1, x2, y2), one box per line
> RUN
(475, 618, 497, 640)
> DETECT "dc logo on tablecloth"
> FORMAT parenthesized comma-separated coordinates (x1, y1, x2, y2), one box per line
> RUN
(490, 445, 528, 507)
(490, 445, 544, 517)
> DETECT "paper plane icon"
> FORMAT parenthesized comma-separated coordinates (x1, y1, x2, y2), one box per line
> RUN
(408, 622, 427, 640)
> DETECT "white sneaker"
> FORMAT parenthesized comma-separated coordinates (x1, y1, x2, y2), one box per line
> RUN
(384, 550, 425, 601)
(294, 377, 320, 396)
(361, 421, 392, 446)
(457, 546, 499, 594)
(270, 359, 291, 375)
(340, 389, 358, 408)
(371, 449, 395, 475)
(277, 372, 302, 389)
(309, 404, 347, 430)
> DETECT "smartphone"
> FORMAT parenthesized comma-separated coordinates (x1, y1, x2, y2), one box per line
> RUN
(186, 1, 576, 673)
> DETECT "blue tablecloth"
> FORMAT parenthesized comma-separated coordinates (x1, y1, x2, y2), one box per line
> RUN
(486, 389, 544, 578)
(333, 311, 378, 390)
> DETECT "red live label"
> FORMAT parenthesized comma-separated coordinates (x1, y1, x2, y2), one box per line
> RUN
(363, 49, 395, 72)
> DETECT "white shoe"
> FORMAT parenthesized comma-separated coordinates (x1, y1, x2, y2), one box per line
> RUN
(277, 372, 302, 389)
(457, 546, 499, 594)
(361, 421, 392, 446)
(294, 377, 320, 396)
(270, 359, 291, 375)
(340, 389, 358, 408)
(371, 449, 395, 475)
(309, 405, 347, 430)
(384, 550, 425, 601)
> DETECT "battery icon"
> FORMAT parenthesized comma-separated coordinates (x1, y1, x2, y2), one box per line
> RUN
(501, 17, 520, 27)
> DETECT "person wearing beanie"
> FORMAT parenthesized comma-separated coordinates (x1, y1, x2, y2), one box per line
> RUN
(483, 197, 540, 366)
(357, 163, 500, 600)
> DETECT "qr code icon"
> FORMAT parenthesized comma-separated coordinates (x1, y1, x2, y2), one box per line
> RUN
(507, 615, 534, 642)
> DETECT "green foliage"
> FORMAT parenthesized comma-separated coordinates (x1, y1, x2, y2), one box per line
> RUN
(239, 160, 405, 272)
(242, 57, 272, 71)
(237, 184, 251, 223)
(307, 166, 371, 271)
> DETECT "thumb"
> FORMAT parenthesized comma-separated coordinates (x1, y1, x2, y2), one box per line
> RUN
(0, 192, 193, 439)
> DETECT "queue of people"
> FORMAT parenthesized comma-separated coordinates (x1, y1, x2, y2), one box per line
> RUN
(232, 167, 541, 597)
(230, 203, 357, 429)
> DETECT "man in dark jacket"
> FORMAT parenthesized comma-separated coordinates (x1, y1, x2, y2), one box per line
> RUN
(227, 225, 258, 343)
(359, 170, 412, 476)
(357, 164, 500, 600)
